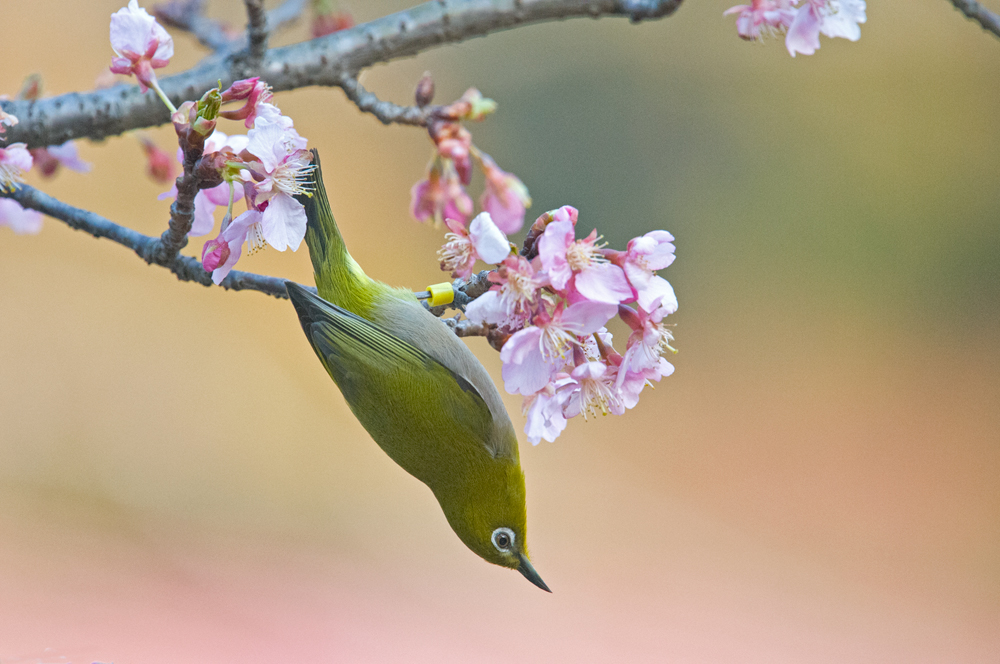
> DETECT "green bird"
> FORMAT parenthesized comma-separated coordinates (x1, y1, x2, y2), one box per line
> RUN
(286, 150, 549, 592)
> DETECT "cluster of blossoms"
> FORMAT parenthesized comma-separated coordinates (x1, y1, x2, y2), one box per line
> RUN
(166, 80, 315, 284)
(410, 81, 531, 236)
(106, 1, 315, 282)
(453, 206, 677, 444)
(0, 78, 90, 234)
(725, 0, 866, 56)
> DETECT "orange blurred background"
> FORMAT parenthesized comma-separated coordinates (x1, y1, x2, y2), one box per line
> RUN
(1, 1, 998, 662)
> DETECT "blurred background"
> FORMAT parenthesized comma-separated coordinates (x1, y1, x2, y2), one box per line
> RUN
(1, 1, 998, 662)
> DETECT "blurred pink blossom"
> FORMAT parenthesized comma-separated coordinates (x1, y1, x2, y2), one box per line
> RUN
(0, 143, 32, 192)
(479, 152, 531, 234)
(0, 198, 43, 234)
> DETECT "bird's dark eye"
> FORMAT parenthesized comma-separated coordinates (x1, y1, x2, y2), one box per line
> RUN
(491, 527, 515, 552)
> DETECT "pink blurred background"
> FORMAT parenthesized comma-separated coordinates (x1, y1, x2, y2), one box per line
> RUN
(1, 1, 998, 662)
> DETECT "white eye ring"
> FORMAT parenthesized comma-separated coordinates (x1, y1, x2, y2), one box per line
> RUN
(491, 527, 515, 552)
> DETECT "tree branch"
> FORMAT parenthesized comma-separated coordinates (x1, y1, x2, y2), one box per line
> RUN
(949, 0, 1000, 39)
(336, 74, 429, 126)
(2, 184, 304, 299)
(0, 0, 683, 149)
(155, 0, 234, 51)
(243, 0, 270, 62)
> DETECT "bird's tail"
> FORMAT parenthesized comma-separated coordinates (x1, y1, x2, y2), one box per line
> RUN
(296, 149, 371, 310)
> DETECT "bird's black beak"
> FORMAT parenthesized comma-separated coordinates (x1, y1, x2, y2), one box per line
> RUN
(517, 552, 552, 593)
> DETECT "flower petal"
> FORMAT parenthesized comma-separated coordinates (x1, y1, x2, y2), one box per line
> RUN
(259, 193, 307, 252)
(575, 263, 633, 304)
(469, 212, 511, 264)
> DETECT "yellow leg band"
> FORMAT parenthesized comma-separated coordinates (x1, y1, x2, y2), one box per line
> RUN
(427, 282, 455, 307)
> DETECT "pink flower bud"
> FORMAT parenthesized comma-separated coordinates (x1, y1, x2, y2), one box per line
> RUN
(140, 138, 177, 184)
(311, 10, 354, 38)
(414, 72, 435, 108)
(201, 234, 231, 272)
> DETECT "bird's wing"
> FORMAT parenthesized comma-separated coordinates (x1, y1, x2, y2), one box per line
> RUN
(287, 282, 496, 456)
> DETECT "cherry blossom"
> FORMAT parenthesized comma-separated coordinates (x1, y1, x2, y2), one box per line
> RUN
(437, 212, 512, 279)
(465, 255, 547, 331)
(617, 230, 676, 290)
(618, 301, 676, 374)
(30, 142, 91, 178)
(786, 0, 866, 57)
(478, 151, 531, 235)
(410, 161, 473, 226)
(139, 137, 177, 184)
(523, 376, 574, 445)
(433, 122, 473, 184)
(109, 0, 174, 94)
(0, 198, 43, 235)
(499, 300, 617, 395)
(560, 360, 625, 419)
(0, 143, 32, 192)
(202, 209, 263, 284)
(538, 219, 632, 304)
(311, 8, 354, 38)
(219, 78, 273, 129)
(0, 107, 18, 136)
(724, 0, 796, 41)
(239, 119, 314, 251)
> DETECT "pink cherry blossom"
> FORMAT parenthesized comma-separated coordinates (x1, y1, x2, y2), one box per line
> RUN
(0, 198, 43, 235)
(203, 208, 266, 284)
(30, 142, 91, 178)
(499, 300, 617, 395)
(615, 356, 674, 410)
(786, 0, 866, 57)
(538, 220, 632, 304)
(560, 360, 625, 419)
(620, 230, 676, 290)
(724, 0, 796, 41)
(239, 120, 313, 251)
(109, 0, 174, 92)
(465, 255, 546, 331)
(619, 301, 676, 374)
(634, 274, 678, 315)
(0, 107, 19, 136)
(433, 122, 473, 184)
(311, 10, 355, 38)
(219, 78, 273, 128)
(523, 375, 574, 445)
(0, 143, 32, 192)
(410, 162, 473, 226)
(438, 212, 512, 279)
(139, 137, 176, 184)
(479, 152, 531, 235)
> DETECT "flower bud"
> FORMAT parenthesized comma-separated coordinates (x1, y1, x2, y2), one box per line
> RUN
(415, 72, 435, 108)
(201, 234, 231, 272)
(220, 77, 259, 102)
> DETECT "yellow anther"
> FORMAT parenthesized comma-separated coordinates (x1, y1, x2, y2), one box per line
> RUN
(427, 282, 455, 307)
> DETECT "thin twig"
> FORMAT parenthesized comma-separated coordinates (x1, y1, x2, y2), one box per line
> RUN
(0, 0, 684, 148)
(336, 74, 430, 126)
(949, 0, 1000, 39)
(2, 184, 304, 299)
(244, 0, 270, 62)
(265, 0, 308, 34)
(155, 0, 234, 51)
(443, 316, 491, 338)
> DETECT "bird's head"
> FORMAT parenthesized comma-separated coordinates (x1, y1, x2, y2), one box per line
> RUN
(434, 457, 550, 592)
